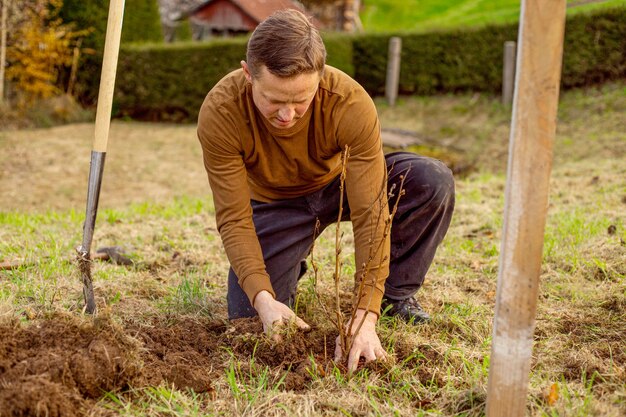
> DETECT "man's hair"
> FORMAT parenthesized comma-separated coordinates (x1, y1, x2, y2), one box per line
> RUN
(246, 9, 326, 78)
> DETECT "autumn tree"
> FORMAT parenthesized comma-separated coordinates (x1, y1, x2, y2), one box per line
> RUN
(5, 0, 88, 105)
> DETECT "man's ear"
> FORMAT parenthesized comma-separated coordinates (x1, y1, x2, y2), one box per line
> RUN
(241, 61, 252, 83)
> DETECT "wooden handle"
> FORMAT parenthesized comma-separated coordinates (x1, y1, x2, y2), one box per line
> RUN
(93, 0, 125, 152)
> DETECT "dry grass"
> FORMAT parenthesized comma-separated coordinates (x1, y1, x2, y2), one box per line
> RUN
(0, 82, 624, 416)
(0, 122, 207, 211)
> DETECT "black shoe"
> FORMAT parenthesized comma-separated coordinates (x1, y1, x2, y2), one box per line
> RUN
(381, 297, 431, 323)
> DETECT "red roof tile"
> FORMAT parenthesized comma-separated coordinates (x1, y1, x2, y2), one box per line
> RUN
(231, 0, 305, 23)
(193, 0, 310, 24)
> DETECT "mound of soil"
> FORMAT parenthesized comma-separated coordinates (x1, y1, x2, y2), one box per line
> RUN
(0, 313, 346, 415)
(0, 314, 140, 416)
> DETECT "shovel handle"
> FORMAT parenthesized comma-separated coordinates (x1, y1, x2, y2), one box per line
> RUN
(93, 0, 125, 152)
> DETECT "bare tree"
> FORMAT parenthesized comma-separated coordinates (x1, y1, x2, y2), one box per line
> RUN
(0, 0, 8, 104)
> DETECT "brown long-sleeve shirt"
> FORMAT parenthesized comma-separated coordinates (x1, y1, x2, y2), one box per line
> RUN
(197, 65, 390, 313)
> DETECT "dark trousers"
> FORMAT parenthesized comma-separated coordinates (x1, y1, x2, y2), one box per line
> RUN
(227, 152, 455, 319)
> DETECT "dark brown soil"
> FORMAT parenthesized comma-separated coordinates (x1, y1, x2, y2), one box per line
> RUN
(0, 314, 140, 416)
(0, 313, 341, 415)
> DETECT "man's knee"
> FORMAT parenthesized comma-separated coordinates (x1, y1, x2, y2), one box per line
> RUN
(415, 158, 455, 207)
(388, 153, 455, 207)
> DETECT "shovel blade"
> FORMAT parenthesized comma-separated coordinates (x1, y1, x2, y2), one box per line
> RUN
(78, 151, 106, 314)
(77, 252, 97, 314)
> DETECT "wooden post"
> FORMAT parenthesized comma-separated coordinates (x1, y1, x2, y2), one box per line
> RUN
(486, 1, 566, 416)
(502, 41, 516, 105)
(385, 36, 402, 107)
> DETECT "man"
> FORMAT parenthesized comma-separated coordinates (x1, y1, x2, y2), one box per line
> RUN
(197, 10, 454, 372)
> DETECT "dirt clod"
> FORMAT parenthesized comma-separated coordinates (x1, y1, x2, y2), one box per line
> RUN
(0, 375, 84, 417)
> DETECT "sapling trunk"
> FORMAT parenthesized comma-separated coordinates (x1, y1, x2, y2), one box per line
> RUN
(346, 168, 409, 357)
(334, 146, 350, 356)
(310, 219, 337, 327)
(309, 147, 410, 366)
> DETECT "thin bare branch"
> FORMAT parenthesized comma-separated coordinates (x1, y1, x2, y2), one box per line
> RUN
(334, 145, 350, 356)
(309, 218, 338, 328)
(347, 165, 411, 355)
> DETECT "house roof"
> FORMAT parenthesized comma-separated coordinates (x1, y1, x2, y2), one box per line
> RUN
(191, 0, 307, 24)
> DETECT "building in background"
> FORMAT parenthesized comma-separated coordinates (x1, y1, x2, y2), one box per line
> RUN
(157, 0, 361, 42)
(300, 0, 362, 32)
(187, 0, 306, 40)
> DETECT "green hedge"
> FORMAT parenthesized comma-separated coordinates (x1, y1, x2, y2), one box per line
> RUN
(112, 7, 625, 122)
(115, 33, 355, 121)
(353, 25, 517, 95)
(561, 8, 626, 87)
(322, 32, 355, 76)
(116, 39, 247, 121)
(354, 7, 626, 95)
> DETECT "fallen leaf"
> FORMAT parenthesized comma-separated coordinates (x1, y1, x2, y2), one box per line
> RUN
(547, 382, 559, 406)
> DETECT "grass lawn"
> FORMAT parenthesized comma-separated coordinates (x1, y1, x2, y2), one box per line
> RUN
(360, 0, 626, 32)
(0, 82, 624, 416)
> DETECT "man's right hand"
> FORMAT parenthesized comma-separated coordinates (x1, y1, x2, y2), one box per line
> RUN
(253, 290, 310, 341)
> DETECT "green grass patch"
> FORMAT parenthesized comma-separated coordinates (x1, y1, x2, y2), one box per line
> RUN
(1, 83, 624, 416)
(361, 0, 626, 32)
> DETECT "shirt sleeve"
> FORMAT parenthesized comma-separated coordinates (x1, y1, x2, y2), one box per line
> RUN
(197, 100, 275, 305)
(335, 85, 390, 315)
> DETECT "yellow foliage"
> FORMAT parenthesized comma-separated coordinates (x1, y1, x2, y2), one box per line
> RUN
(6, 0, 89, 103)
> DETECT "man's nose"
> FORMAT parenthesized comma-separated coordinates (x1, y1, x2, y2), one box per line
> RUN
(278, 106, 295, 121)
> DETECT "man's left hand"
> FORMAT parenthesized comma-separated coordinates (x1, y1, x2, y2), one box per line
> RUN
(334, 309, 388, 372)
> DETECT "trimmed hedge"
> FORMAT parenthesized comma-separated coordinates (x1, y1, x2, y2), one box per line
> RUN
(115, 33, 355, 121)
(322, 32, 355, 77)
(354, 25, 517, 95)
(116, 39, 247, 121)
(113, 7, 625, 122)
(354, 7, 626, 95)
(561, 8, 626, 87)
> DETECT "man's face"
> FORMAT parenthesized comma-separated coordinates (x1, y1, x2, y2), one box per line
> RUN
(242, 62, 320, 130)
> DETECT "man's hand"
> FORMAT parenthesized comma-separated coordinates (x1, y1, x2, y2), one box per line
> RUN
(253, 290, 310, 341)
(334, 309, 388, 373)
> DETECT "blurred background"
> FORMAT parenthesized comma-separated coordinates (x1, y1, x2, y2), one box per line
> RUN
(0, 0, 624, 128)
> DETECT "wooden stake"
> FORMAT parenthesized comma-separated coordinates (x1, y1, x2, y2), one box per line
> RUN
(385, 37, 401, 107)
(486, 1, 566, 416)
(502, 41, 516, 105)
